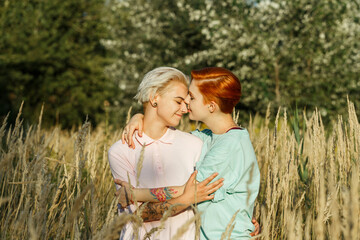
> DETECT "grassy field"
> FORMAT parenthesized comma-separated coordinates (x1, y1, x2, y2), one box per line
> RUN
(0, 101, 359, 239)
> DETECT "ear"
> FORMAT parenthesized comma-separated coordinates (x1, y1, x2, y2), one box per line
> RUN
(208, 101, 217, 113)
(149, 94, 159, 108)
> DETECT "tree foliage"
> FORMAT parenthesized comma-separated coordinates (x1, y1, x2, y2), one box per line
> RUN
(106, 0, 360, 123)
(1, 0, 359, 127)
(0, 0, 114, 128)
(102, 0, 212, 124)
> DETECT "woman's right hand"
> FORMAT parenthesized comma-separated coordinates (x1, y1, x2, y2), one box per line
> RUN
(114, 179, 134, 207)
(181, 171, 224, 205)
(121, 113, 145, 149)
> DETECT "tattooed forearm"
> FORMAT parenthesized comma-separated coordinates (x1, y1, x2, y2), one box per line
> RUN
(139, 201, 187, 222)
(150, 187, 178, 202)
(141, 202, 171, 222)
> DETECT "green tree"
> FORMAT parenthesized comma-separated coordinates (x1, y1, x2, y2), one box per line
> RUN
(178, 0, 360, 120)
(249, 0, 360, 118)
(106, 0, 359, 123)
(0, 0, 114, 128)
(102, 0, 211, 126)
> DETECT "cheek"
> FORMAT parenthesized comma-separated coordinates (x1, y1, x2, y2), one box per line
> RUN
(189, 100, 195, 109)
(192, 102, 207, 116)
(191, 101, 200, 111)
(158, 103, 178, 117)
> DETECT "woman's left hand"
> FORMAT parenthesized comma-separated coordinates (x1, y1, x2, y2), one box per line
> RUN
(181, 171, 224, 205)
(250, 217, 261, 237)
(114, 179, 134, 207)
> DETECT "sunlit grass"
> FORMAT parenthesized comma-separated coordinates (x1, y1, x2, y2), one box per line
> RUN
(0, 100, 359, 239)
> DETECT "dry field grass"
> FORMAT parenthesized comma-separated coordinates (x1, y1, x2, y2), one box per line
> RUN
(0, 100, 359, 239)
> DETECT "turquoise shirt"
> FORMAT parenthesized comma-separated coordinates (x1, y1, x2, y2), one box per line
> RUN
(191, 128, 260, 240)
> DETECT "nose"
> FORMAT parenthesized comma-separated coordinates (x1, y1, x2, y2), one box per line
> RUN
(180, 102, 187, 113)
(184, 95, 190, 104)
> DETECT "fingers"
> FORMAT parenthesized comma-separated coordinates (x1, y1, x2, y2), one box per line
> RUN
(187, 170, 197, 184)
(198, 172, 219, 186)
(138, 123, 143, 137)
(128, 126, 136, 149)
(114, 179, 121, 185)
(250, 218, 260, 236)
(121, 125, 133, 147)
(114, 179, 125, 186)
(115, 188, 121, 197)
(130, 136, 134, 149)
(205, 178, 224, 194)
(125, 127, 131, 146)
(114, 186, 133, 207)
(252, 217, 260, 228)
(203, 194, 215, 201)
(121, 128, 127, 144)
(122, 126, 134, 147)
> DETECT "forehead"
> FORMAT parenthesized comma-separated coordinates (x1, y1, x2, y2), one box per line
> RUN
(188, 80, 200, 94)
(162, 81, 188, 97)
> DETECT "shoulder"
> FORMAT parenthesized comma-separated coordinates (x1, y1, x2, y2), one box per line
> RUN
(190, 129, 212, 141)
(173, 128, 203, 146)
(213, 129, 251, 150)
(224, 128, 250, 140)
(108, 140, 131, 162)
(108, 139, 127, 153)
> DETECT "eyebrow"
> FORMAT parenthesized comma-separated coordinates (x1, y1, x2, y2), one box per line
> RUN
(174, 96, 185, 100)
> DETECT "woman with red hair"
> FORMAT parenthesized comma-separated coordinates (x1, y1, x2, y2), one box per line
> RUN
(118, 67, 260, 239)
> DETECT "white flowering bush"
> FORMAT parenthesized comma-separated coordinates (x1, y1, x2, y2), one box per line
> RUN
(104, 0, 359, 123)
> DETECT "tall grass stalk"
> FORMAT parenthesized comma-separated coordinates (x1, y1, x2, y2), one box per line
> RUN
(0, 101, 359, 239)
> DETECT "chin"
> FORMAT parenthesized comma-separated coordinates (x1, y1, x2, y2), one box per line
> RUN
(188, 113, 196, 121)
(168, 120, 181, 127)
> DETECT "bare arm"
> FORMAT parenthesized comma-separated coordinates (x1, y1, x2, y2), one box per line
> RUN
(139, 193, 191, 222)
(147, 186, 184, 201)
(114, 180, 184, 205)
(138, 171, 222, 222)
(115, 171, 224, 221)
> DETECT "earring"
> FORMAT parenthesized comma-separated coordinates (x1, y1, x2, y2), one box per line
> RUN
(153, 102, 157, 107)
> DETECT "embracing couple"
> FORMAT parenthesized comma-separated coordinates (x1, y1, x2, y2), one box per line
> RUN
(108, 67, 260, 239)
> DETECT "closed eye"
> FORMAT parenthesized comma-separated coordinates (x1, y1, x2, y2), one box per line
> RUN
(174, 96, 185, 104)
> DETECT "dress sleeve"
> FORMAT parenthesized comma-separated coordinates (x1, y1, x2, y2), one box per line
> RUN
(195, 137, 243, 203)
(108, 142, 135, 189)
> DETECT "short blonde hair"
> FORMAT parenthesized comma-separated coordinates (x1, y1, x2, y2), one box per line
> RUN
(134, 67, 189, 104)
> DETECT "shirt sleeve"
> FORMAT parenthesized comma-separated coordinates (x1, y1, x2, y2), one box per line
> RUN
(195, 136, 243, 203)
(108, 141, 135, 190)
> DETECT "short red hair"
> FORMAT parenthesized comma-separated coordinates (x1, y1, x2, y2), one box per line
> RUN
(191, 67, 241, 114)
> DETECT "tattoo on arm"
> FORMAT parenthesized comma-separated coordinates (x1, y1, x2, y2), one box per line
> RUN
(140, 201, 186, 222)
(150, 187, 178, 202)
(141, 202, 172, 222)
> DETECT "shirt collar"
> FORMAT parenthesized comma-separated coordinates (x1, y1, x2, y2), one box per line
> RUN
(135, 127, 176, 146)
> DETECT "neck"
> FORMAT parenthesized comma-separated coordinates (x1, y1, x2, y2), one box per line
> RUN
(143, 106, 168, 140)
(202, 112, 238, 134)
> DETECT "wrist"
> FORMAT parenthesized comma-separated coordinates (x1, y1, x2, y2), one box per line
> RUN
(133, 188, 143, 202)
(175, 194, 193, 206)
